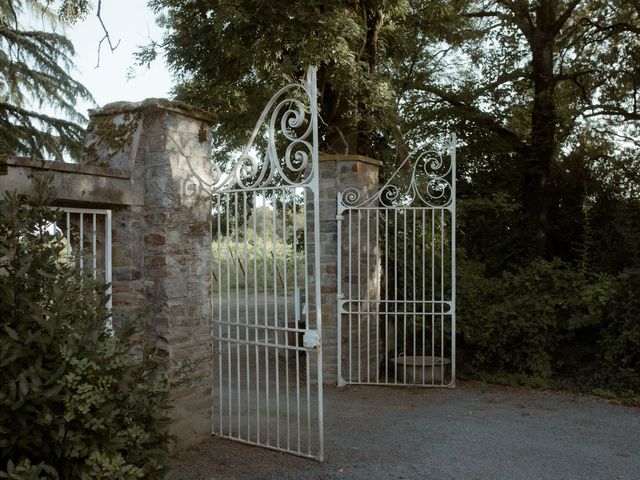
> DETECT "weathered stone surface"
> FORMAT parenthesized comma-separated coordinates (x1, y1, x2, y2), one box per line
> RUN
(311, 156, 381, 385)
(1, 99, 215, 450)
(0, 156, 143, 206)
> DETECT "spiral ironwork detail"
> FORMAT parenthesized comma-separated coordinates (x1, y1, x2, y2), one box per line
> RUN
(338, 138, 456, 210)
(209, 73, 317, 193)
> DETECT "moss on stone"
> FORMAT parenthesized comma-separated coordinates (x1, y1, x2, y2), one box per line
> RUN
(83, 112, 140, 166)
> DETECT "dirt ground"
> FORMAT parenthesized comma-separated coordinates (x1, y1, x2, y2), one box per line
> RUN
(170, 381, 640, 480)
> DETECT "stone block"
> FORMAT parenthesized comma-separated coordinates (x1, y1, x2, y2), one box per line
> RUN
(144, 233, 166, 245)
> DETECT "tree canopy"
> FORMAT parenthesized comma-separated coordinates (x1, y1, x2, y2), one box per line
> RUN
(147, 0, 639, 264)
(407, 0, 640, 258)
(0, 0, 93, 160)
(142, 0, 430, 158)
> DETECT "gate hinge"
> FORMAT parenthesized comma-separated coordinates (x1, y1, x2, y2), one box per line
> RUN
(303, 329, 321, 350)
(336, 213, 343, 220)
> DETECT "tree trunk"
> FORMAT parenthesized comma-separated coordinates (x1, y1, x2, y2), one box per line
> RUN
(525, 3, 558, 258)
(318, 4, 384, 156)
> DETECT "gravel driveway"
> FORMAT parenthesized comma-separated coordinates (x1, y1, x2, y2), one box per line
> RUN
(171, 381, 640, 480)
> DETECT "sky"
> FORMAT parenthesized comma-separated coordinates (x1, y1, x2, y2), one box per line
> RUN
(66, 1, 173, 115)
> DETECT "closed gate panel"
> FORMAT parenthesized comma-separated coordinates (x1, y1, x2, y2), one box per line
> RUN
(337, 139, 456, 387)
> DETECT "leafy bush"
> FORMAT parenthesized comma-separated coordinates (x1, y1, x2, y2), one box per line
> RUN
(458, 255, 611, 380)
(0, 180, 171, 479)
(591, 267, 640, 395)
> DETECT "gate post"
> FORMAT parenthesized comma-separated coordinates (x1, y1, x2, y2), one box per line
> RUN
(315, 155, 381, 385)
(84, 99, 215, 447)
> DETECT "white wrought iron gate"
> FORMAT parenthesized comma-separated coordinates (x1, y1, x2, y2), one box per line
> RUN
(211, 68, 324, 460)
(337, 137, 456, 387)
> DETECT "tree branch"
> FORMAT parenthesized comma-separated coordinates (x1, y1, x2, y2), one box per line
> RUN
(6, 0, 18, 28)
(421, 85, 529, 154)
(592, 127, 640, 148)
(552, 0, 583, 35)
(497, 0, 534, 39)
(555, 69, 595, 83)
(95, 0, 120, 68)
(580, 104, 640, 121)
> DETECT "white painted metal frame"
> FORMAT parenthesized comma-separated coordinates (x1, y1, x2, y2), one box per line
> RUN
(337, 136, 456, 388)
(211, 67, 323, 460)
(58, 207, 113, 315)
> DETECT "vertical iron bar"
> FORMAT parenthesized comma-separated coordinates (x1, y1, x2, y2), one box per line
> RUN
(440, 208, 445, 385)
(302, 188, 311, 455)
(431, 209, 435, 384)
(293, 191, 301, 453)
(375, 210, 380, 384)
(394, 209, 398, 383)
(252, 192, 261, 443)
(271, 190, 280, 448)
(412, 209, 417, 384)
(451, 135, 457, 386)
(262, 195, 270, 445)
(366, 208, 371, 382)
(282, 190, 290, 450)
(336, 194, 343, 386)
(225, 194, 233, 436)
(357, 209, 361, 383)
(348, 210, 352, 382)
(92, 214, 97, 280)
(79, 213, 84, 274)
(216, 200, 223, 434)
(243, 192, 251, 440)
(403, 210, 407, 383)
(422, 209, 426, 382)
(104, 211, 112, 324)
(66, 211, 71, 258)
(234, 193, 241, 436)
(384, 209, 389, 384)
(309, 66, 324, 460)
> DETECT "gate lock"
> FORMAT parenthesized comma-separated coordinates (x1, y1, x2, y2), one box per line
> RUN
(303, 329, 321, 350)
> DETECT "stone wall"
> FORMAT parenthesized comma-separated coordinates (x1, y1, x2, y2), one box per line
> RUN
(314, 155, 381, 385)
(97, 101, 215, 446)
(0, 99, 216, 448)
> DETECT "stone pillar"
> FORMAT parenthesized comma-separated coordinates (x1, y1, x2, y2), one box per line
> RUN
(84, 99, 215, 447)
(315, 155, 381, 385)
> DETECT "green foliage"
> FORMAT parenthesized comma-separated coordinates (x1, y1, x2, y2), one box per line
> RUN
(458, 256, 612, 379)
(143, 0, 445, 158)
(0, 178, 171, 479)
(457, 253, 640, 398)
(591, 267, 640, 395)
(0, 0, 94, 160)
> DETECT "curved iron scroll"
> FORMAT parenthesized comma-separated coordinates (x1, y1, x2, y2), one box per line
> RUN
(209, 68, 318, 192)
(340, 136, 457, 209)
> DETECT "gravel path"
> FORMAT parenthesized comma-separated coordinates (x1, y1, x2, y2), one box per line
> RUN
(170, 381, 640, 480)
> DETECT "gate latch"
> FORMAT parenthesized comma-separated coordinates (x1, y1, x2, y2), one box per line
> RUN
(303, 329, 321, 349)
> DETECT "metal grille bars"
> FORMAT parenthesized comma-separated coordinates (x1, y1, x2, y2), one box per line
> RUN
(337, 137, 456, 387)
(211, 67, 324, 460)
(58, 207, 113, 321)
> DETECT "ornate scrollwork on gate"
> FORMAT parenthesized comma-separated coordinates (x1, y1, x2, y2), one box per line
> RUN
(341, 137, 456, 209)
(210, 68, 317, 192)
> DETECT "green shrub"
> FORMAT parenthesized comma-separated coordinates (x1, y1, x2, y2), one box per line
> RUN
(458, 256, 611, 380)
(591, 267, 640, 395)
(0, 180, 171, 479)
